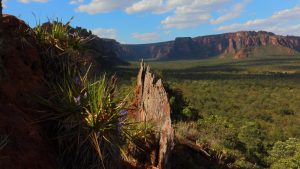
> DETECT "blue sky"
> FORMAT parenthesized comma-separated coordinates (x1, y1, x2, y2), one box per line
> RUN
(3, 0, 300, 44)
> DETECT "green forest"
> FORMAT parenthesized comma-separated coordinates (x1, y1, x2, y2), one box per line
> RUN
(1, 2, 300, 167)
(116, 57, 300, 168)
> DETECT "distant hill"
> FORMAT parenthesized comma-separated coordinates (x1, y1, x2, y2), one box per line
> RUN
(116, 31, 300, 60)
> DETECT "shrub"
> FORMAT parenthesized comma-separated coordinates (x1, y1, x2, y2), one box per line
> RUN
(278, 107, 295, 115)
(166, 85, 200, 121)
(268, 138, 300, 169)
(34, 17, 91, 52)
(237, 121, 267, 166)
(38, 67, 131, 169)
(36, 61, 157, 169)
(197, 115, 239, 150)
(123, 122, 156, 164)
(181, 106, 198, 120)
(32, 16, 154, 169)
(175, 122, 200, 142)
(238, 122, 265, 154)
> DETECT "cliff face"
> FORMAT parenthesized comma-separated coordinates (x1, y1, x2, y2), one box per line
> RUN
(84, 37, 128, 67)
(119, 31, 300, 60)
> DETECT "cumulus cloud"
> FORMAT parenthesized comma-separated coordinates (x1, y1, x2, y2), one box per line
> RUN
(74, 0, 251, 29)
(70, 0, 84, 5)
(76, 0, 136, 14)
(92, 28, 117, 39)
(132, 32, 159, 42)
(18, 0, 48, 3)
(217, 6, 300, 36)
(161, 0, 231, 29)
(211, 0, 251, 24)
(162, 14, 211, 29)
(126, 0, 165, 14)
(128, 0, 232, 28)
(3, 0, 7, 8)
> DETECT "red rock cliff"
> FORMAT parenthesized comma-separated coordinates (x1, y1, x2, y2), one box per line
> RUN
(120, 31, 300, 60)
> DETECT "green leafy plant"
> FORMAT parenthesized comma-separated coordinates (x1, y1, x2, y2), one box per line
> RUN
(122, 121, 156, 164)
(40, 69, 126, 168)
(238, 122, 265, 154)
(278, 107, 295, 115)
(268, 138, 300, 169)
(37, 62, 156, 169)
(181, 106, 198, 120)
(33, 18, 47, 43)
(31, 15, 156, 169)
(33, 17, 90, 52)
(17, 25, 32, 49)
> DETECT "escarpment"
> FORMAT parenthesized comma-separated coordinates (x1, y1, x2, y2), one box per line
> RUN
(119, 31, 300, 60)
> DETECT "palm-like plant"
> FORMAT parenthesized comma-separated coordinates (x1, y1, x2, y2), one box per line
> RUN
(38, 65, 131, 169)
(34, 17, 91, 52)
(32, 17, 155, 168)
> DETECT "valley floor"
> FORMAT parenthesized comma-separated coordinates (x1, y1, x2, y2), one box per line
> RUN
(115, 56, 300, 168)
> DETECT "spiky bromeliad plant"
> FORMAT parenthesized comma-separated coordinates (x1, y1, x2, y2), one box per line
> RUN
(39, 66, 134, 169)
(33, 17, 94, 83)
(34, 17, 155, 168)
(34, 17, 92, 52)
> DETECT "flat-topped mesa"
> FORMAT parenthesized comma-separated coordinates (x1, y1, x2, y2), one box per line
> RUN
(119, 31, 300, 60)
(135, 61, 174, 169)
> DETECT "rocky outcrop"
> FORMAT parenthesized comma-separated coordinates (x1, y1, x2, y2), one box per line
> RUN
(39, 22, 128, 68)
(83, 36, 128, 67)
(134, 61, 174, 169)
(0, 14, 57, 169)
(119, 31, 300, 60)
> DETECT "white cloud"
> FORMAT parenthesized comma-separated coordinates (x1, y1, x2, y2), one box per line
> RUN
(162, 14, 211, 29)
(125, 0, 165, 14)
(18, 0, 48, 3)
(217, 6, 300, 36)
(211, 0, 250, 24)
(76, 0, 136, 14)
(132, 32, 159, 42)
(267, 24, 300, 36)
(3, 0, 7, 8)
(70, 0, 84, 5)
(74, 0, 251, 30)
(161, 0, 231, 29)
(164, 30, 171, 35)
(92, 28, 117, 39)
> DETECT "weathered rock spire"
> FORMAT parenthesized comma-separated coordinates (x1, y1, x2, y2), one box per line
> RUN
(135, 61, 174, 169)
